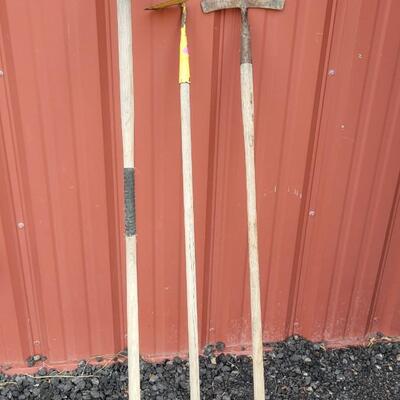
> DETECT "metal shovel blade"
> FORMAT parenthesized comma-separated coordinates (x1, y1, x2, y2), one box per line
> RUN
(201, 0, 284, 13)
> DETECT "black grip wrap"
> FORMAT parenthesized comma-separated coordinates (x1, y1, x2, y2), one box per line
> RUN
(124, 168, 136, 237)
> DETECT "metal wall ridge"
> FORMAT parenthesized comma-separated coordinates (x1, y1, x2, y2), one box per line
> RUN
(0, 0, 399, 368)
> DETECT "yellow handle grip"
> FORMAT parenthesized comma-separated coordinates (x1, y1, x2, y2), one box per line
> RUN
(179, 6, 190, 84)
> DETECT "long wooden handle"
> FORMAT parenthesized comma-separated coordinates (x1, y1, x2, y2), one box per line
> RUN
(179, 6, 200, 400)
(116, 1, 141, 399)
(180, 82, 200, 400)
(241, 60, 265, 400)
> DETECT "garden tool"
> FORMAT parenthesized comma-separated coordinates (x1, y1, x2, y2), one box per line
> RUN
(145, 1, 200, 398)
(201, 1, 285, 399)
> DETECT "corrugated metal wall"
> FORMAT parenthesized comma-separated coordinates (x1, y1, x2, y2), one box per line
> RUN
(0, 0, 125, 367)
(0, 0, 399, 368)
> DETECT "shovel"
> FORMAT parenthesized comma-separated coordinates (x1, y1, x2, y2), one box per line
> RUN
(201, 1, 285, 399)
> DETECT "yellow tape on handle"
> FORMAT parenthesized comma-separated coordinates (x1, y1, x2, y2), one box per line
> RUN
(179, 7, 190, 84)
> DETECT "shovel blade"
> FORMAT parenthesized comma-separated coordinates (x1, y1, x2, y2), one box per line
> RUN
(201, 0, 284, 13)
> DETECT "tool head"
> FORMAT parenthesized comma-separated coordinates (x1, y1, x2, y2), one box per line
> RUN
(145, 0, 187, 10)
(201, 0, 284, 13)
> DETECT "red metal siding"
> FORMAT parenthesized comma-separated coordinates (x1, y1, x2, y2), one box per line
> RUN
(372, 184, 400, 336)
(0, 0, 124, 366)
(295, 0, 400, 342)
(0, 0, 399, 368)
(134, 0, 332, 357)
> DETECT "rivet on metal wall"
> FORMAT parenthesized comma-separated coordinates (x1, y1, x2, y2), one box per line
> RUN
(17, 222, 25, 229)
(309, 210, 316, 217)
(328, 69, 336, 76)
(357, 53, 363, 59)
(0, 70, 4, 77)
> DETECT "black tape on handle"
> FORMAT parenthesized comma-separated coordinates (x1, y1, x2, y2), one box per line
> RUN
(124, 168, 136, 237)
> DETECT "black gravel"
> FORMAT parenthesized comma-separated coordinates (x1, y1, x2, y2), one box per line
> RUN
(1, 336, 400, 399)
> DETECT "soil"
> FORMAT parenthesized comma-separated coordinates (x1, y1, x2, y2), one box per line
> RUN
(1, 336, 399, 399)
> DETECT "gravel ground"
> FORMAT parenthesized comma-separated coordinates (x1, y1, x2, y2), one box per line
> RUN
(1, 336, 400, 399)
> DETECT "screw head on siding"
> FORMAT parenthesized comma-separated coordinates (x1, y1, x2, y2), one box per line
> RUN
(328, 69, 336, 76)
(0, 70, 4, 77)
(357, 53, 363, 59)
(17, 222, 25, 229)
(309, 210, 316, 217)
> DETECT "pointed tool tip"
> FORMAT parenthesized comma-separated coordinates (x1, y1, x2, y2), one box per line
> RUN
(144, 0, 187, 11)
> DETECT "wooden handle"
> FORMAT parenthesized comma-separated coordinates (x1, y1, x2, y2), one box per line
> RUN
(116, 1, 141, 399)
(180, 82, 200, 400)
(240, 62, 265, 400)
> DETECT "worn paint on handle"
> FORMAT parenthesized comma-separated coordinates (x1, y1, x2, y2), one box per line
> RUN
(179, 5, 190, 84)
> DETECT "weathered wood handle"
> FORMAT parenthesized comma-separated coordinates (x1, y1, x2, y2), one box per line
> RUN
(116, 1, 140, 399)
(179, 6, 200, 399)
(180, 81, 201, 400)
(240, 61, 266, 400)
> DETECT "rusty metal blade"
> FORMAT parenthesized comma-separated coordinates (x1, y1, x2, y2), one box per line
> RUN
(201, 0, 284, 13)
(145, 0, 186, 10)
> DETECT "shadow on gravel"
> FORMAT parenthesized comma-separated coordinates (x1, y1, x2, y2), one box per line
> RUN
(1, 336, 400, 399)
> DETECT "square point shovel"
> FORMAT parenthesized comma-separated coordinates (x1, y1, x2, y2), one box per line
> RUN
(201, 1, 285, 399)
